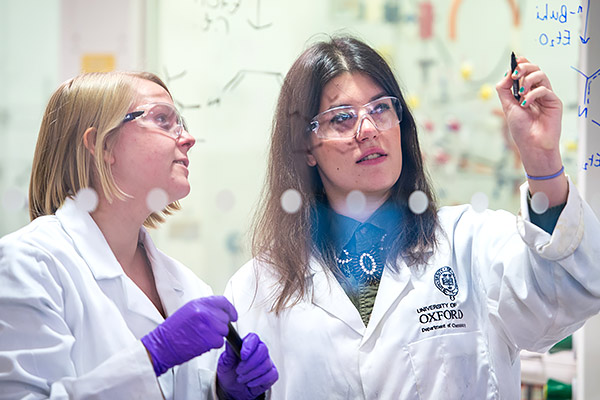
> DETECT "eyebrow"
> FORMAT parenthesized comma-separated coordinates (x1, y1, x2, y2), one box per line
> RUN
(324, 92, 389, 110)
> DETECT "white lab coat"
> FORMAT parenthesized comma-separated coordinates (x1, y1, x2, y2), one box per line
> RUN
(225, 178, 600, 399)
(0, 198, 219, 400)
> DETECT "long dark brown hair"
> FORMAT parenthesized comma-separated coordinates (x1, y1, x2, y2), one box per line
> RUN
(251, 35, 439, 313)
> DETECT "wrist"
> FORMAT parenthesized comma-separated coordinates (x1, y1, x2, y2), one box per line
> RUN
(527, 174, 569, 207)
(525, 165, 564, 180)
(519, 148, 563, 178)
(141, 333, 169, 376)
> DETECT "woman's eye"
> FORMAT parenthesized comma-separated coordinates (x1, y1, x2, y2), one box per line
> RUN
(330, 112, 354, 124)
(154, 114, 171, 127)
(371, 103, 391, 115)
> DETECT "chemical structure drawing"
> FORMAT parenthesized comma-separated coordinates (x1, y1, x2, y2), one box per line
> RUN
(580, 0, 591, 44)
(222, 69, 283, 93)
(163, 69, 204, 111)
(534, 0, 589, 48)
(163, 68, 283, 112)
(194, 0, 272, 33)
(582, 152, 600, 170)
(247, 0, 272, 29)
(571, 65, 600, 127)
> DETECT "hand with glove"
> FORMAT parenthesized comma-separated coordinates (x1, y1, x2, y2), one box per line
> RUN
(217, 332, 279, 400)
(141, 295, 237, 376)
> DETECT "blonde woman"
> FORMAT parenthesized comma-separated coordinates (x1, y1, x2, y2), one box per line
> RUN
(0, 72, 277, 399)
(225, 36, 600, 399)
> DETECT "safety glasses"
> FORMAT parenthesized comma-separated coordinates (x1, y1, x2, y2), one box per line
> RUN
(309, 96, 402, 140)
(122, 102, 186, 139)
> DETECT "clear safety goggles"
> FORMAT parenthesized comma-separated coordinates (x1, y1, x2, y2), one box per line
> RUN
(122, 102, 187, 139)
(308, 96, 402, 140)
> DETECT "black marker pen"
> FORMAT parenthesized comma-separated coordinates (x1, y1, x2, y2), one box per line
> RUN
(511, 52, 520, 101)
(224, 322, 267, 400)
(226, 322, 243, 359)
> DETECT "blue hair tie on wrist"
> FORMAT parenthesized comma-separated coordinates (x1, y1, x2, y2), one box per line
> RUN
(526, 165, 564, 181)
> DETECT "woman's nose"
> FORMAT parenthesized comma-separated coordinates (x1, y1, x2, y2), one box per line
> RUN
(354, 114, 379, 142)
(178, 129, 196, 149)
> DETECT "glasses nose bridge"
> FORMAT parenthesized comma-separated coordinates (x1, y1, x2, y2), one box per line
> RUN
(354, 109, 379, 139)
(176, 126, 196, 146)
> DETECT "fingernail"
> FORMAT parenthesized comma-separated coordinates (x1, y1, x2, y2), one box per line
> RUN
(521, 100, 527, 106)
(504, 72, 508, 77)
(513, 70, 519, 76)
(519, 87, 525, 93)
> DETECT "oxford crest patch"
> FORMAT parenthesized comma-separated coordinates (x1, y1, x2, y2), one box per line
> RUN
(434, 266, 459, 301)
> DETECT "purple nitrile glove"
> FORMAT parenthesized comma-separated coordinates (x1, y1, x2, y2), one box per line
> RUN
(217, 332, 279, 400)
(141, 296, 237, 376)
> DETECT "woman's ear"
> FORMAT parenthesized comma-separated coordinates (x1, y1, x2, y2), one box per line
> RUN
(82, 127, 97, 155)
(306, 150, 317, 167)
(83, 127, 114, 164)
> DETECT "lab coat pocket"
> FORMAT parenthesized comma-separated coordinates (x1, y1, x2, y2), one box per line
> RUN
(406, 331, 498, 400)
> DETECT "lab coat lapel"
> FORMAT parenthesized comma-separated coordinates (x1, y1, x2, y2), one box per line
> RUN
(56, 198, 123, 280)
(56, 198, 164, 326)
(138, 229, 186, 317)
(120, 277, 166, 325)
(363, 259, 413, 341)
(310, 259, 366, 336)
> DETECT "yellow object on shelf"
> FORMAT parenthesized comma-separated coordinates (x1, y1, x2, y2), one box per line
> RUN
(406, 94, 420, 110)
(81, 53, 116, 73)
(460, 62, 473, 80)
(479, 84, 493, 100)
(564, 140, 578, 152)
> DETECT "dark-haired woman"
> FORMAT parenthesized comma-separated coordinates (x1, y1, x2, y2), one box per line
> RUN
(225, 36, 600, 399)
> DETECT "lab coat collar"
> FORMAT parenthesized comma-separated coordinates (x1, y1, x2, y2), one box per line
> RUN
(309, 255, 414, 340)
(56, 197, 124, 280)
(317, 198, 402, 253)
(309, 259, 366, 336)
(138, 229, 186, 317)
(56, 198, 186, 325)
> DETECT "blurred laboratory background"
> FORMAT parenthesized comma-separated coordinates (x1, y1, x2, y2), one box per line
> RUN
(1, 1, 600, 398)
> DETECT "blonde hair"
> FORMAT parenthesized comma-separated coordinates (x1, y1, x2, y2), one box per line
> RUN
(29, 71, 180, 228)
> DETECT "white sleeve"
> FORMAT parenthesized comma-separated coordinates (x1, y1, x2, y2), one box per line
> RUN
(479, 177, 600, 352)
(0, 242, 163, 400)
(53, 343, 162, 400)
